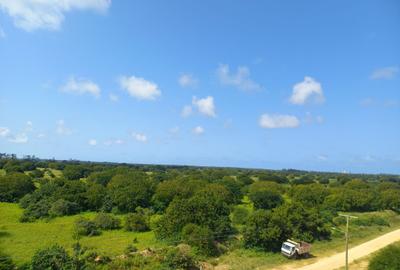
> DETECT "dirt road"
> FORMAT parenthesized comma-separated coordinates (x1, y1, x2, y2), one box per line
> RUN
(273, 228, 400, 270)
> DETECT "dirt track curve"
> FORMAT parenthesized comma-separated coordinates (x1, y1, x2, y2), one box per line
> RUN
(272, 228, 400, 270)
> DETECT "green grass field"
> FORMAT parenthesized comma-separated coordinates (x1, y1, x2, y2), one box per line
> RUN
(0, 203, 164, 265)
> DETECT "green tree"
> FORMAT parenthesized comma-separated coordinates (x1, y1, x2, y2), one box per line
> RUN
(248, 182, 284, 210)
(107, 172, 155, 212)
(182, 223, 217, 256)
(0, 173, 35, 202)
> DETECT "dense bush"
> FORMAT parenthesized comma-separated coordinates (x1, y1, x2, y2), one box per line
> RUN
(368, 244, 400, 270)
(93, 213, 121, 230)
(155, 192, 233, 241)
(244, 203, 331, 251)
(231, 206, 250, 225)
(31, 245, 71, 270)
(182, 223, 217, 256)
(124, 213, 149, 232)
(74, 217, 101, 236)
(248, 182, 284, 210)
(49, 199, 80, 217)
(107, 172, 155, 212)
(0, 252, 15, 270)
(163, 245, 198, 270)
(0, 173, 35, 202)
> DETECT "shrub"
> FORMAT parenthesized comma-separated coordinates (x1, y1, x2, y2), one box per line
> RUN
(31, 245, 71, 270)
(124, 213, 149, 232)
(354, 216, 389, 227)
(182, 224, 217, 256)
(49, 199, 80, 217)
(232, 206, 250, 225)
(163, 245, 198, 270)
(0, 173, 35, 202)
(74, 217, 101, 236)
(93, 213, 121, 230)
(124, 244, 138, 254)
(0, 252, 15, 270)
(368, 244, 400, 270)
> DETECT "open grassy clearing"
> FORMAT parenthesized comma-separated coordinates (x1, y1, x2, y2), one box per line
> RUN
(216, 210, 400, 270)
(0, 202, 164, 265)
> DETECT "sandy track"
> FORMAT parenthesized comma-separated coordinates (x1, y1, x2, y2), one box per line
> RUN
(272, 228, 400, 270)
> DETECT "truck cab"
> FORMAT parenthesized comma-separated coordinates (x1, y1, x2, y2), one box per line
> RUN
(281, 241, 297, 257)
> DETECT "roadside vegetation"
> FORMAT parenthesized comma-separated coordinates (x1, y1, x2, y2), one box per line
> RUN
(0, 153, 399, 269)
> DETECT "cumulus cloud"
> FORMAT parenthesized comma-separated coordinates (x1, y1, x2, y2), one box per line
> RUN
(56, 120, 72, 135)
(181, 105, 193, 118)
(0, 127, 10, 137)
(61, 77, 101, 98)
(290, 77, 324, 105)
(0, 0, 111, 32)
(132, 132, 147, 143)
(88, 139, 97, 146)
(193, 126, 204, 135)
(192, 96, 216, 117)
(259, 114, 300, 129)
(119, 75, 161, 101)
(25, 121, 33, 132)
(178, 73, 198, 88)
(109, 93, 119, 102)
(216, 64, 261, 91)
(370, 66, 399, 80)
(9, 133, 28, 143)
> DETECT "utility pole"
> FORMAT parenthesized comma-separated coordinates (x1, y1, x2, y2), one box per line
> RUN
(339, 214, 358, 270)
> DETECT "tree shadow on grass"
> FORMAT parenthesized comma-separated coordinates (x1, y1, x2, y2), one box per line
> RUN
(0, 231, 11, 238)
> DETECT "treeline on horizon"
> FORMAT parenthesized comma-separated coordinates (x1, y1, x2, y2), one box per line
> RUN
(0, 153, 400, 269)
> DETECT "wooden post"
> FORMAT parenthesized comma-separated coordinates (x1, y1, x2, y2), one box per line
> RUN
(339, 214, 358, 270)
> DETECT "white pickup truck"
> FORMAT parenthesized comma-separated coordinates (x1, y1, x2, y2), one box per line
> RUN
(281, 239, 311, 259)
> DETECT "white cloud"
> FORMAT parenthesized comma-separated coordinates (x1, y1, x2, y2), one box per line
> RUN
(0, 0, 111, 32)
(370, 66, 399, 80)
(259, 114, 300, 129)
(37, 133, 45, 138)
(290, 76, 325, 105)
(317, 154, 328, 161)
(178, 74, 198, 88)
(88, 139, 97, 146)
(193, 126, 204, 135)
(25, 121, 33, 132)
(56, 120, 72, 135)
(132, 132, 147, 143)
(216, 64, 261, 91)
(9, 133, 28, 143)
(0, 127, 10, 137)
(192, 96, 216, 117)
(181, 105, 193, 118)
(109, 93, 119, 102)
(119, 75, 161, 101)
(61, 77, 101, 98)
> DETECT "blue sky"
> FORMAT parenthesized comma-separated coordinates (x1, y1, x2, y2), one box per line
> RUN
(0, 0, 399, 174)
